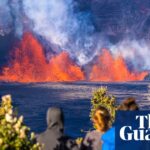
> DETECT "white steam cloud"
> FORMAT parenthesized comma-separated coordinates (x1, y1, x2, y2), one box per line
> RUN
(23, 0, 71, 46)
(0, 0, 150, 71)
(110, 39, 150, 71)
(0, 0, 12, 35)
(22, 0, 101, 65)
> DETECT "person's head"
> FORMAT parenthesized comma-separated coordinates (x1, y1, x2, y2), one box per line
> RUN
(46, 107, 64, 131)
(92, 106, 111, 132)
(117, 97, 139, 111)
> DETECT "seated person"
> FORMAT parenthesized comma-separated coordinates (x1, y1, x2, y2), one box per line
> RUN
(37, 107, 79, 150)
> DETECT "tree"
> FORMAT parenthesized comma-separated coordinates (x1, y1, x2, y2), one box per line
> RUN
(0, 95, 41, 150)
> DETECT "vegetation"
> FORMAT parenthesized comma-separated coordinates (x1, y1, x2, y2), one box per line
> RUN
(0, 87, 117, 148)
(90, 87, 117, 127)
(76, 87, 117, 143)
(0, 95, 41, 150)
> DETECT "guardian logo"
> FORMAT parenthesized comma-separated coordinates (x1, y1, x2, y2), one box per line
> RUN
(116, 111, 150, 150)
(120, 114, 150, 141)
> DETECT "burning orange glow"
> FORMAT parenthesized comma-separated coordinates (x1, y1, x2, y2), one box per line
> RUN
(0, 33, 85, 82)
(89, 49, 148, 82)
(49, 52, 85, 81)
(0, 34, 148, 83)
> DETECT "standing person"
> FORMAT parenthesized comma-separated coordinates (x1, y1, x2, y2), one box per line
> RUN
(101, 97, 139, 150)
(37, 107, 79, 150)
(81, 106, 111, 150)
(117, 97, 139, 111)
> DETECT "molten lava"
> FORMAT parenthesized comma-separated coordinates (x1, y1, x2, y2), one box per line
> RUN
(0, 33, 148, 83)
(89, 49, 148, 82)
(0, 33, 85, 82)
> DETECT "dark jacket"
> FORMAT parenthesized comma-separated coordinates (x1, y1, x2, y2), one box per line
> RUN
(37, 107, 79, 150)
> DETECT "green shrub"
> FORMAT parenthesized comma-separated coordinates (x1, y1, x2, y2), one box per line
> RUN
(76, 87, 117, 143)
(90, 87, 117, 127)
(0, 95, 41, 150)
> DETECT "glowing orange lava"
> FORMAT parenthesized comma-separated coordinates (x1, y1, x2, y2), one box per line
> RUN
(0, 34, 148, 83)
(89, 49, 148, 82)
(0, 33, 85, 82)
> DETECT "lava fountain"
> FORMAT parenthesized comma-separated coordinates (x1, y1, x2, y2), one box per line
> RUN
(0, 33, 148, 83)
(89, 49, 148, 82)
(0, 33, 85, 82)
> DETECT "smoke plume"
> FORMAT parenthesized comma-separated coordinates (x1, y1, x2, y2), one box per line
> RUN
(0, 0, 150, 72)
